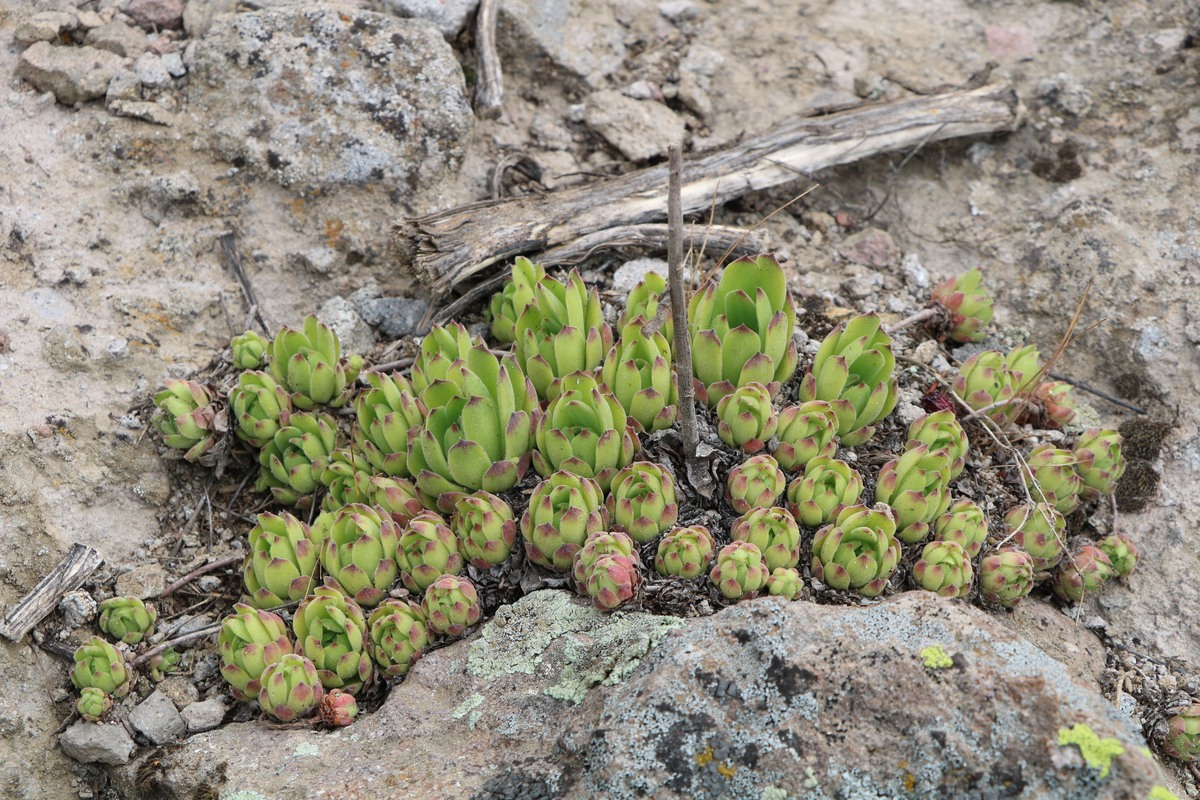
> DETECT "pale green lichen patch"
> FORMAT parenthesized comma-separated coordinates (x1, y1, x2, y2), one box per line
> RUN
(920, 644, 953, 669)
(760, 787, 788, 800)
(452, 693, 485, 729)
(293, 740, 321, 757)
(1148, 786, 1181, 800)
(1057, 723, 1124, 778)
(222, 792, 269, 800)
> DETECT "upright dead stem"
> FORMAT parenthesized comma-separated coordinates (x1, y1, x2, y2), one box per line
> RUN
(668, 144, 700, 461)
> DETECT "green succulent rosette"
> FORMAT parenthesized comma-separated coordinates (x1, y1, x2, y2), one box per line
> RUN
(354, 371, 426, 478)
(71, 637, 131, 698)
(229, 370, 292, 448)
(654, 526, 716, 579)
(931, 498, 989, 558)
(912, 540, 974, 598)
(366, 599, 430, 679)
(410, 322, 483, 401)
(153, 379, 222, 463)
(242, 511, 321, 608)
(318, 447, 376, 511)
(772, 401, 839, 471)
(582, 553, 642, 611)
(811, 504, 899, 598)
(293, 586, 374, 694)
(606, 461, 679, 543)
(731, 506, 802, 571)
(952, 350, 1017, 424)
(422, 574, 482, 636)
(600, 321, 679, 434)
(231, 330, 269, 370)
(688, 253, 798, 408)
(929, 267, 994, 343)
(258, 653, 325, 722)
(785, 457, 863, 528)
(1096, 533, 1137, 578)
(1031, 380, 1077, 428)
(396, 512, 463, 593)
(709, 541, 770, 600)
(532, 371, 637, 490)
(147, 647, 180, 682)
(451, 491, 518, 569)
(368, 476, 426, 526)
(715, 382, 778, 454)
(521, 471, 609, 572)
(766, 567, 803, 600)
(267, 315, 362, 410)
(1162, 704, 1200, 763)
(572, 530, 638, 589)
(1021, 444, 1082, 514)
(1004, 344, 1043, 395)
(316, 503, 401, 607)
(1004, 502, 1066, 575)
(873, 444, 953, 544)
(1050, 545, 1114, 603)
(515, 269, 613, 402)
(978, 547, 1035, 608)
(77, 687, 112, 722)
(618, 270, 673, 346)
(97, 596, 157, 644)
(489, 256, 547, 344)
(798, 314, 897, 446)
(906, 410, 969, 480)
(218, 603, 294, 703)
(725, 454, 786, 515)
(407, 346, 538, 511)
(256, 411, 339, 508)
(1073, 428, 1126, 501)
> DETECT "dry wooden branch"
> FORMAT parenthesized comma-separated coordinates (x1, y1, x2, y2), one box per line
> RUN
(473, 0, 502, 120)
(0, 544, 104, 641)
(394, 81, 1022, 295)
(668, 144, 700, 463)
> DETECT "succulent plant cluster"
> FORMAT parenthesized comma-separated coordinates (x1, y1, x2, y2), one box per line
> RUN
(142, 259, 1135, 730)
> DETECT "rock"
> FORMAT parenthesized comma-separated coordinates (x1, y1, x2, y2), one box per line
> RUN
(657, 0, 699, 22)
(583, 91, 685, 162)
(287, 247, 337, 276)
(378, 0, 479, 39)
(42, 325, 88, 371)
(498, 0, 626, 87)
(58, 590, 97, 629)
(122, 591, 1168, 798)
(107, 99, 175, 126)
(611, 257, 667, 296)
(354, 296, 430, 339)
(182, 0, 239, 38)
(187, 9, 473, 192)
(161, 52, 185, 77)
(838, 226, 899, 268)
(14, 11, 79, 47)
(128, 691, 187, 745)
(132, 53, 171, 90)
(115, 562, 167, 599)
(317, 296, 375, 356)
(105, 70, 142, 103)
(181, 698, 227, 733)
(125, 0, 185, 31)
(985, 24, 1038, 61)
(84, 21, 148, 58)
(59, 722, 135, 766)
(144, 172, 200, 207)
(16, 42, 126, 106)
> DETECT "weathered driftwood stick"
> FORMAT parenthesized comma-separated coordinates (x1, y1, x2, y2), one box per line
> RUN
(0, 543, 104, 641)
(473, 0, 502, 120)
(394, 81, 1022, 294)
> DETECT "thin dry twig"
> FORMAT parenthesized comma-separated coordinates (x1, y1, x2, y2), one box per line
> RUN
(473, 0, 503, 119)
(159, 554, 244, 598)
(668, 143, 700, 463)
(132, 622, 223, 668)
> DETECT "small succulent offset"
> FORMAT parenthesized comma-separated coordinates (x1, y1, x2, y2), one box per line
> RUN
(1021, 445, 1082, 514)
(316, 503, 401, 607)
(912, 540, 974, 598)
(71, 637, 131, 699)
(1051, 546, 1114, 603)
(730, 506, 802, 571)
(319, 689, 359, 727)
(354, 371, 426, 478)
(786, 457, 863, 528)
(715, 382, 779, 454)
(488, 256, 547, 344)
(688, 253, 798, 407)
(606, 461, 679, 543)
(1004, 344, 1043, 395)
(318, 447, 376, 511)
(766, 567, 803, 600)
(581, 553, 642, 610)
(726, 454, 786, 515)
(906, 411, 969, 480)
(1096, 533, 1138, 578)
(268, 315, 362, 410)
(423, 574, 482, 637)
(1160, 704, 1200, 763)
(409, 322, 482, 400)
(654, 526, 716, 579)
(77, 687, 112, 722)
(522, 471, 609, 572)
(873, 444, 953, 544)
(600, 321, 679, 434)
(798, 314, 897, 446)
(619, 271, 673, 344)
(1031, 380, 1078, 428)
(368, 476, 426, 526)
(218, 603, 294, 703)
(293, 587, 374, 694)
(257, 654, 325, 723)
(532, 371, 637, 490)
(1073, 428, 1126, 501)
(230, 330, 269, 370)
(147, 647, 180, 682)
(572, 531, 638, 588)
(153, 379, 223, 463)
(1005, 502, 1066, 575)
(515, 269, 613, 401)
(228, 370, 292, 448)
(450, 491, 517, 569)
(772, 401, 839, 471)
(811, 505, 900, 598)
(97, 596, 157, 644)
(256, 412, 339, 508)
(242, 512, 321, 608)
(367, 600, 430, 679)
(396, 513, 463, 593)
(709, 541, 771, 600)
(978, 547, 1036, 608)
(929, 267, 994, 343)
(932, 499, 989, 558)
(952, 351, 1017, 424)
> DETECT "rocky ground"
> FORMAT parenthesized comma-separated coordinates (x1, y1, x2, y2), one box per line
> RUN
(1, 0, 1199, 798)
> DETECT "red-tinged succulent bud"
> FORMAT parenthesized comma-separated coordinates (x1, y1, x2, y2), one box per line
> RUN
(979, 548, 1036, 608)
(715, 382, 778, 454)
(319, 688, 358, 727)
(730, 506, 801, 572)
(929, 267, 994, 343)
(772, 401, 839, 471)
(709, 541, 770, 600)
(912, 540, 974, 598)
(258, 654, 324, 722)
(654, 526, 716, 579)
(726, 455, 787, 515)
(811, 505, 899, 598)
